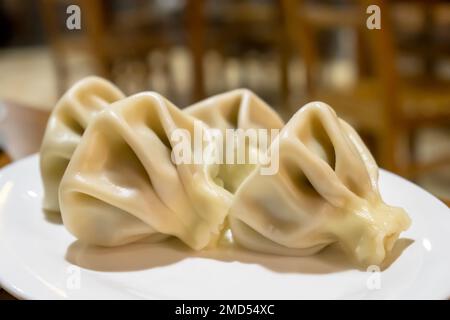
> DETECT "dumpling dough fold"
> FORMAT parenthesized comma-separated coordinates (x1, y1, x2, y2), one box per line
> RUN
(40, 77, 125, 212)
(185, 89, 284, 193)
(229, 101, 411, 267)
(185, 88, 284, 132)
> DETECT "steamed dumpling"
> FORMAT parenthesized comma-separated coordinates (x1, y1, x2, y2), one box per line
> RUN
(59, 92, 232, 249)
(40, 77, 125, 212)
(185, 89, 284, 132)
(185, 89, 284, 193)
(228, 102, 411, 267)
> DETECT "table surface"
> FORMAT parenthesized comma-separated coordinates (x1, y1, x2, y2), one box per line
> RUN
(0, 101, 49, 161)
(0, 101, 49, 300)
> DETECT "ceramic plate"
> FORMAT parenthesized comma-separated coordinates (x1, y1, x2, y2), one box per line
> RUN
(0, 154, 449, 299)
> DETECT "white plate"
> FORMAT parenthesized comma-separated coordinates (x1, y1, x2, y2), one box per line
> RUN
(0, 154, 449, 300)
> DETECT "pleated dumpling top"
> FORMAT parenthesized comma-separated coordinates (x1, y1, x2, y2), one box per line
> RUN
(185, 88, 284, 132)
(185, 89, 284, 193)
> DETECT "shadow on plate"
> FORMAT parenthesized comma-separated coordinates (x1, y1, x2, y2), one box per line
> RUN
(43, 209, 63, 224)
(65, 237, 414, 274)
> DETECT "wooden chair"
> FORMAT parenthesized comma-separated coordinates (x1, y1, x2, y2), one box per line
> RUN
(186, 0, 290, 108)
(39, 0, 179, 96)
(281, 0, 450, 189)
(39, 0, 88, 95)
(0, 101, 49, 160)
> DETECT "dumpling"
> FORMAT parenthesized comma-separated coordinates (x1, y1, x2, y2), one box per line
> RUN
(59, 92, 232, 249)
(185, 88, 284, 132)
(185, 89, 284, 193)
(40, 77, 125, 212)
(228, 101, 411, 267)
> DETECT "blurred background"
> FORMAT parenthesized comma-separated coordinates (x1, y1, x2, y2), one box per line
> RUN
(0, 0, 448, 203)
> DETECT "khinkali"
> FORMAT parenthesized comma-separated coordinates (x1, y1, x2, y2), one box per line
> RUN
(228, 102, 411, 267)
(40, 77, 125, 212)
(185, 89, 284, 132)
(185, 89, 284, 193)
(59, 92, 233, 249)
